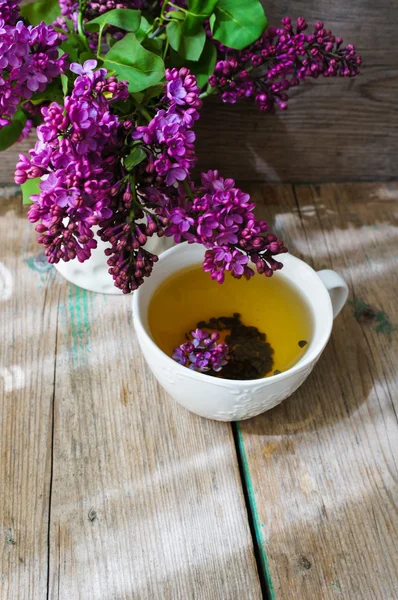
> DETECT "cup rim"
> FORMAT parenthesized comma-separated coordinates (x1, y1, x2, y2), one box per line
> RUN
(133, 243, 333, 388)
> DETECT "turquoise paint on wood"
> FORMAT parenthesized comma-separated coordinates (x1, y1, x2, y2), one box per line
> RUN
(25, 252, 54, 287)
(67, 285, 93, 364)
(235, 422, 276, 600)
(349, 298, 397, 335)
(25, 252, 52, 274)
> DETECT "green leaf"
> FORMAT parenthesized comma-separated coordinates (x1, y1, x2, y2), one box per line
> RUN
(135, 15, 152, 43)
(0, 110, 27, 152)
(29, 80, 63, 105)
(142, 84, 166, 103)
(86, 9, 141, 54)
(124, 146, 147, 170)
(85, 8, 141, 33)
(103, 34, 165, 93)
(112, 97, 135, 116)
(131, 91, 145, 104)
(189, 40, 217, 87)
(105, 32, 118, 49)
(165, 0, 217, 60)
(132, 84, 164, 106)
(80, 51, 98, 63)
(169, 11, 186, 21)
(141, 37, 163, 54)
(185, 0, 219, 34)
(20, 0, 61, 25)
(61, 73, 69, 96)
(170, 40, 216, 88)
(64, 18, 75, 31)
(167, 20, 206, 61)
(166, 0, 217, 60)
(21, 178, 41, 206)
(59, 39, 80, 63)
(212, 0, 267, 50)
(187, 0, 220, 15)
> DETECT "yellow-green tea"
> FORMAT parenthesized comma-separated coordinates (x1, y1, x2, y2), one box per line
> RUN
(148, 264, 313, 377)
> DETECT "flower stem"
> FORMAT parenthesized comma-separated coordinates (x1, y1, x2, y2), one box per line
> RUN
(127, 174, 136, 223)
(168, 2, 187, 12)
(163, 39, 170, 60)
(199, 85, 217, 99)
(96, 30, 102, 57)
(183, 179, 193, 199)
(160, 0, 171, 18)
(77, 2, 90, 51)
(131, 173, 136, 199)
(137, 106, 153, 123)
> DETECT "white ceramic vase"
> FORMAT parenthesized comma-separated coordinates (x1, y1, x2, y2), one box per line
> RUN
(53, 232, 175, 294)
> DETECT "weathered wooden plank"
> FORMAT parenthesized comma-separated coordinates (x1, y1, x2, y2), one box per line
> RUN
(198, 0, 398, 183)
(47, 283, 262, 597)
(2, 2, 398, 183)
(238, 182, 398, 599)
(4, 182, 398, 599)
(0, 190, 61, 599)
(0, 188, 262, 598)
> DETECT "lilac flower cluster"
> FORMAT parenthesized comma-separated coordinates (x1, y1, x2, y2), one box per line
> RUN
(100, 68, 286, 292)
(15, 60, 128, 264)
(163, 170, 287, 282)
(96, 67, 203, 293)
(172, 329, 229, 373)
(98, 193, 164, 293)
(59, 0, 79, 18)
(132, 67, 202, 186)
(208, 17, 362, 112)
(60, 0, 145, 20)
(0, 0, 20, 25)
(0, 19, 67, 128)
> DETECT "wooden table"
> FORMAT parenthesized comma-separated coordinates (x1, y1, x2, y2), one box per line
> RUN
(1, 182, 397, 600)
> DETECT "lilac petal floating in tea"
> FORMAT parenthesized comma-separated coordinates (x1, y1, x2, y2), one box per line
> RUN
(197, 314, 274, 380)
(172, 329, 229, 374)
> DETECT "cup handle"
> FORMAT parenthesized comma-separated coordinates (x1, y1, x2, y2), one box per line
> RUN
(317, 269, 349, 319)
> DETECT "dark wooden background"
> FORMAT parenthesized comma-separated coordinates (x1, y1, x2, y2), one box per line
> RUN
(1, 0, 397, 183)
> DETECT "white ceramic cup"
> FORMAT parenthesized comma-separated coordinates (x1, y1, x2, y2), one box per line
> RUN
(133, 243, 348, 421)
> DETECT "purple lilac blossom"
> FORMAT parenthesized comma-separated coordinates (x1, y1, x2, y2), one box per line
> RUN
(208, 17, 362, 112)
(97, 68, 202, 293)
(60, 0, 146, 20)
(162, 170, 287, 282)
(15, 61, 129, 264)
(0, 0, 20, 25)
(97, 180, 166, 293)
(172, 329, 229, 373)
(102, 68, 285, 292)
(99, 214, 164, 294)
(17, 118, 33, 142)
(0, 19, 67, 128)
(19, 62, 285, 294)
(132, 68, 202, 185)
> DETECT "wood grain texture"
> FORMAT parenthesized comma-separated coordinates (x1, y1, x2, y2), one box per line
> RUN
(48, 287, 262, 599)
(0, 192, 262, 599)
(197, 0, 398, 182)
(2, 182, 398, 599)
(239, 182, 398, 599)
(2, 1, 398, 183)
(0, 188, 63, 600)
